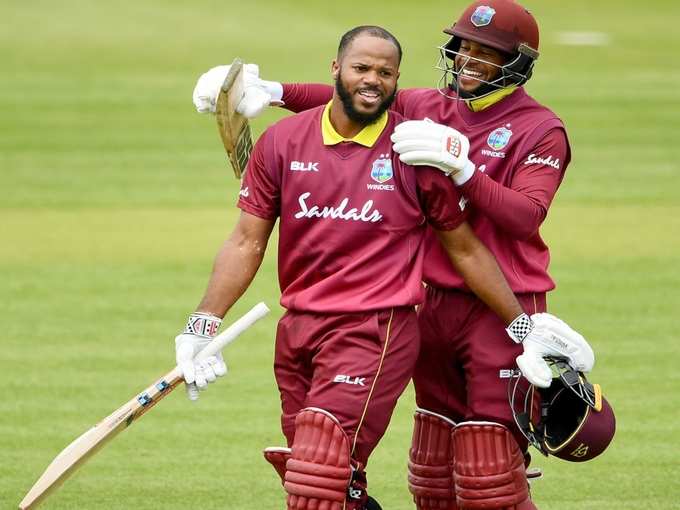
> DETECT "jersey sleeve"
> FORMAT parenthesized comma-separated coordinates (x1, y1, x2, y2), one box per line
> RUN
(460, 128, 569, 239)
(237, 129, 280, 220)
(416, 167, 469, 231)
(281, 83, 333, 113)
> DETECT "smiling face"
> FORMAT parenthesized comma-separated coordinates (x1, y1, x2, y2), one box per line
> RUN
(454, 38, 507, 93)
(332, 34, 400, 126)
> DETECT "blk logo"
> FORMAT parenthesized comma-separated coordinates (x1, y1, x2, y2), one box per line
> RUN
(290, 161, 319, 172)
(334, 375, 366, 386)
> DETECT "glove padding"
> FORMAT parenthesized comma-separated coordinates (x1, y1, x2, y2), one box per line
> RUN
(175, 332, 228, 401)
(516, 313, 595, 388)
(391, 119, 476, 185)
(192, 63, 283, 117)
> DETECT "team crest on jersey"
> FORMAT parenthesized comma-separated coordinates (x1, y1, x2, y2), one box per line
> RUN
(370, 154, 393, 183)
(471, 6, 496, 27)
(487, 127, 513, 150)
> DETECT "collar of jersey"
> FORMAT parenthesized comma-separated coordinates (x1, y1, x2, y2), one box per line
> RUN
(465, 86, 518, 112)
(321, 101, 388, 147)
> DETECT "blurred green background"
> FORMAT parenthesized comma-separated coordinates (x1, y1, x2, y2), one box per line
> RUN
(2, 0, 679, 508)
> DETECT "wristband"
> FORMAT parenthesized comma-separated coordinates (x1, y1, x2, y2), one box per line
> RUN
(506, 313, 534, 344)
(184, 313, 222, 338)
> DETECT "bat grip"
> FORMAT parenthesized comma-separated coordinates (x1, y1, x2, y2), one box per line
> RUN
(194, 302, 270, 361)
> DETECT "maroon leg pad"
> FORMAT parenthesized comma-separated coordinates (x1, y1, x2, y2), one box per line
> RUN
(408, 409, 459, 510)
(264, 446, 292, 486)
(284, 408, 352, 510)
(453, 422, 537, 510)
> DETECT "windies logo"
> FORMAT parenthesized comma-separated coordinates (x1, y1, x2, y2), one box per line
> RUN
(471, 6, 496, 27)
(487, 127, 513, 150)
(370, 154, 393, 183)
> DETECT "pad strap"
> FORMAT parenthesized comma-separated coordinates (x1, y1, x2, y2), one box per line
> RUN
(284, 408, 352, 510)
(263, 446, 291, 486)
(453, 421, 534, 509)
(408, 408, 459, 509)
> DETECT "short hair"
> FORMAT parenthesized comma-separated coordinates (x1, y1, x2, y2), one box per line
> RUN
(337, 25, 402, 63)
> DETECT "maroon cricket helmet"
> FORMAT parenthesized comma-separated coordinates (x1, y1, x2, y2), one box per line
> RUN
(437, 0, 540, 98)
(444, 0, 539, 56)
(509, 358, 616, 462)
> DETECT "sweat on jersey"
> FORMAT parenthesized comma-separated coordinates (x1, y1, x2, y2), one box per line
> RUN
(281, 84, 571, 294)
(237, 103, 467, 313)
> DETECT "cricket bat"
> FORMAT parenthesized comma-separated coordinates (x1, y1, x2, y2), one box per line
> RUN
(18, 302, 270, 510)
(215, 58, 254, 178)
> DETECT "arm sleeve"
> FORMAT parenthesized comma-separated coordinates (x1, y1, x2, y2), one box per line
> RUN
(459, 128, 569, 240)
(281, 83, 333, 113)
(237, 129, 280, 220)
(416, 167, 469, 231)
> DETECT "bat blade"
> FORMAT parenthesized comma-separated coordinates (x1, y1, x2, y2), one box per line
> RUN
(19, 302, 270, 509)
(215, 58, 254, 179)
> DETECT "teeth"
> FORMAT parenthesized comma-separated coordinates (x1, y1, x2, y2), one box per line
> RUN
(462, 70, 482, 77)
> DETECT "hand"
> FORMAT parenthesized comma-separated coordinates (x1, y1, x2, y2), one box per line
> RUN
(191, 63, 283, 117)
(391, 119, 476, 185)
(175, 313, 228, 401)
(510, 313, 595, 388)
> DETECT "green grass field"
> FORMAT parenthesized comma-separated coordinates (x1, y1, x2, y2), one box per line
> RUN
(2, 0, 679, 508)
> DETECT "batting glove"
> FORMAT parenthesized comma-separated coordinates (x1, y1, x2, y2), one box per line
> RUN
(191, 64, 283, 117)
(391, 119, 476, 185)
(175, 313, 228, 401)
(507, 313, 595, 388)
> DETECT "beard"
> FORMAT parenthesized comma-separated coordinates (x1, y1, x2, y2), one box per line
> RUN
(335, 71, 397, 125)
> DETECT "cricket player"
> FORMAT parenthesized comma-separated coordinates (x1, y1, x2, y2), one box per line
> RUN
(180, 24, 592, 510)
(190, 2, 596, 509)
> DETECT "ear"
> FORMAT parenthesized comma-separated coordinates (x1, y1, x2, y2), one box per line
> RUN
(331, 59, 340, 80)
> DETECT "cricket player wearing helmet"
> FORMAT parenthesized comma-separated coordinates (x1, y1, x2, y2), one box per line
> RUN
(191, 2, 605, 508)
(179, 25, 555, 510)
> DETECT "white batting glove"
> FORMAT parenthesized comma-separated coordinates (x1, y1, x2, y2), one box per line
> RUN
(191, 64, 283, 117)
(507, 313, 595, 388)
(391, 119, 476, 185)
(175, 313, 228, 401)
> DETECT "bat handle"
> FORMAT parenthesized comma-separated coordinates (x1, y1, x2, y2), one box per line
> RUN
(194, 302, 270, 361)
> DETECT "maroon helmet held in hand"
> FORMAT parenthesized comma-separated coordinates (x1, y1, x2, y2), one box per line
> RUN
(437, 0, 540, 98)
(509, 357, 616, 462)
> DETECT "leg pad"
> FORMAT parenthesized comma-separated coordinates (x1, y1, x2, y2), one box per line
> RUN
(453, 421, 535, 510)
(284, 408, 352, 510)
(408, 408, 459, 509)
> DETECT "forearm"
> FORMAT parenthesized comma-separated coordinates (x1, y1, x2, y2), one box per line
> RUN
(436, 228, 523, 325)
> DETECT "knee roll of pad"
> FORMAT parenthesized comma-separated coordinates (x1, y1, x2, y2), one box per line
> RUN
(452, 421, 532, 509)
(408, 408, 459, 509)
(284, 407, 352, 510)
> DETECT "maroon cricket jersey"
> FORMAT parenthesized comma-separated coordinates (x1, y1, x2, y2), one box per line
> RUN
(238, 105, 467, 313)
(282, 84, 571, 293)
(394, 88, 570, 292)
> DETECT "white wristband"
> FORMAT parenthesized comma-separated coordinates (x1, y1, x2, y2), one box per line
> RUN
(450, 160, 476, 186)
(260, 80, 284, 104)
(184, 313, 222, 338)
